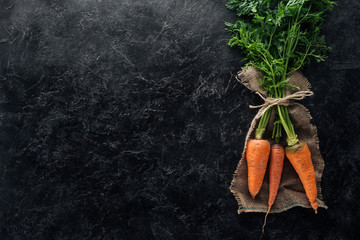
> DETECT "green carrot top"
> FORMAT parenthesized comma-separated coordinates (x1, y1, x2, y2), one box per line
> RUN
(225, 0, 335, 145)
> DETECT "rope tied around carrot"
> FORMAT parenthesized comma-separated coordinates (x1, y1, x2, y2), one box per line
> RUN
(249, 90, 314, 109)
(243, 90, 314, 144)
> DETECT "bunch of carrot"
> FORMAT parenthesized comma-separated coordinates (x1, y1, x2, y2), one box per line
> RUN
(246, 117, 318, 212)
(246, 123, 318, 212)
(247, 109, 318, 237)
(225, 0, 335, 214)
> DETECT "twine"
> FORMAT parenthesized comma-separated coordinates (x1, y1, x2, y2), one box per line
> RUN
(245, 90, 314, 141)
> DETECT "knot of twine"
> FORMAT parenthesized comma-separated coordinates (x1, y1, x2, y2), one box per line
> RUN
(250, 90, 314, 121)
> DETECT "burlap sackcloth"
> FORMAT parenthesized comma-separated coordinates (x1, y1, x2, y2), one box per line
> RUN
(230, 66, 327, 214)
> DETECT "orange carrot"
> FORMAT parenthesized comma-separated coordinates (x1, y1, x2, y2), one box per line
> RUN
(268, 144, 285, 209)
(261, 144, 285, 236)
(246, 139, 270, 198)
(286, 141, 318, 213)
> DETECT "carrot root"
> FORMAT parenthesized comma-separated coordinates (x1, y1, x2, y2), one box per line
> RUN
(286, 141, 318, 213)
(260, 144, 284, 239)
(268, 144, 284, 208)
(260, 206, 270, 240)
(246, 139, 271, 198)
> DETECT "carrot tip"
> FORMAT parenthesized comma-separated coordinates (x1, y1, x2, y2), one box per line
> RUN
(311, 202, 318, 214)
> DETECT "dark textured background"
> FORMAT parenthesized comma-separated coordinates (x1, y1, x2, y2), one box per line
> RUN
(0, 0, 359, 239)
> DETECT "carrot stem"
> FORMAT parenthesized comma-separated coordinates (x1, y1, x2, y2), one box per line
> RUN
(277, 88, 298, 146)
(255, 108, 271, 139)
(255, 92, 273, 139)
(272, 117, 282, 144)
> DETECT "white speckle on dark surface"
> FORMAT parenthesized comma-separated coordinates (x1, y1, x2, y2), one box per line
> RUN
(0, 0, 359, 239)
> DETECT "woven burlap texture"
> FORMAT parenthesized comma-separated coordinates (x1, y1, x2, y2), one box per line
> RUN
(230, 66, 327, 214)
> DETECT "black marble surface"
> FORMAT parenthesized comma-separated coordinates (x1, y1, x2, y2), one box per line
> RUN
(0, 0, 359, 239)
